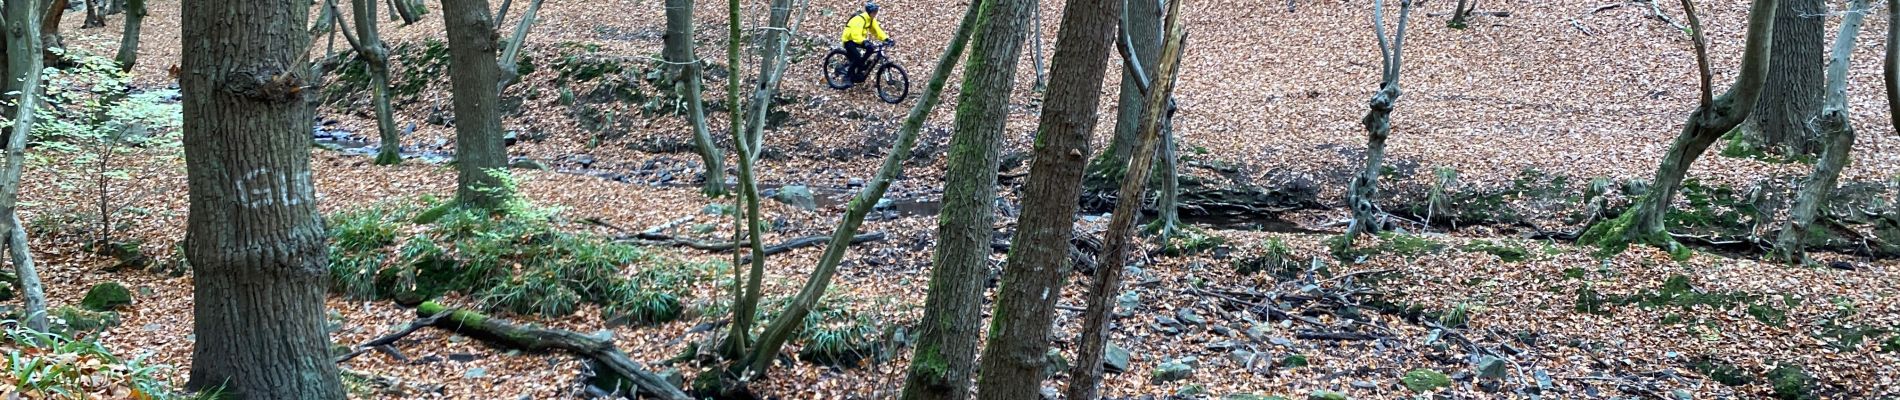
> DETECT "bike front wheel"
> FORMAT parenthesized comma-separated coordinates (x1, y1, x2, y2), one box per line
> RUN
(875, 63, 910, 104)
(823, 49, 854, 89)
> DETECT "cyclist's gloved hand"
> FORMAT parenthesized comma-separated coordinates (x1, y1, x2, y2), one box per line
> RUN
(884, 39, 896, 47)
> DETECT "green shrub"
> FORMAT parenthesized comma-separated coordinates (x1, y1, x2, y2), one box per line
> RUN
(4, 320, 203, 399)
(1234, 237, 1297, 277)
(1767, 364, 1816, 400)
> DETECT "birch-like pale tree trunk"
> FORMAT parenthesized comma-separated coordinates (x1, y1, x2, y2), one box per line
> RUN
(1771, 0, 1865, 263)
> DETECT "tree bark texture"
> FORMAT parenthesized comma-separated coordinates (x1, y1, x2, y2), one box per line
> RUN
(440, 0, 510, 209)
(1742, 0, 1823, 157)
(3, 0, 49, 334)
(1772, 0, 1863, 262)
(111, 0, 142, 71)
(1886, 0, 1898, 130)
(40, 0, 66, 62)
(971, 0, 1118, 397)
(1086, 0, 1161, 189)
(663, 0, 727, 197)
(1067, 5, 1183, 400)
(1592, 0, 1778, 252)
(1342, 0, 1414, 247)
(179, 0, 345, 396)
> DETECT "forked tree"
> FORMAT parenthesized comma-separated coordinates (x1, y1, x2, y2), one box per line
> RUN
(661, 0, 726, 197)
(1340, 0, 1415, 248)
(1772, 0, 1867, 263)
(1582, 0, 1779, 257)
(179, 0, 345, 396)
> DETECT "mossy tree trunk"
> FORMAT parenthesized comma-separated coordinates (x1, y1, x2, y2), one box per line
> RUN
(971, 0, 1119, 397)
(663, 0, 726, 197)
(1583, 0, 1778, 256)
(179, 0, 344, 396)
(110, 0, 141, 71)
(440, 0, 510, 209)
(1084, 0, 1161, 190)
(1740, 0, 1822, 158)
(82, 0, 103, 28)
(1067, 4, 1184, 400)
(717, 0, 767, 362)
(1772, 0, 1864, 263)
(335, 0, 405, 165)
(1341, 0, 1415, 248)
(879, 2, 1004, 399)
(2, 0, 50, 334)
(755, 4, 988, 388)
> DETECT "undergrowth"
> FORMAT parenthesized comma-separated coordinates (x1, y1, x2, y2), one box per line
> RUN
(2, 321, 206, 399)
(325, 190, 711, 324)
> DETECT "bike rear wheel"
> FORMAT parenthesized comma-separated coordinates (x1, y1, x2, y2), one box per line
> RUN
(875, 63, 910, 104)
(823, 49, 854, 89)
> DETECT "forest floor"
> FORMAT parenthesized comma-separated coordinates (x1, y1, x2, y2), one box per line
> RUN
(8, 0, 1900, 399)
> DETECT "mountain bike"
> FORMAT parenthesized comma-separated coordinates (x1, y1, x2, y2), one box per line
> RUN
(823, 42, 910, 104)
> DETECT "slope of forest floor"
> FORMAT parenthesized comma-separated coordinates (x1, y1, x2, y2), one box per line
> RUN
(8, 0, 1900, 399)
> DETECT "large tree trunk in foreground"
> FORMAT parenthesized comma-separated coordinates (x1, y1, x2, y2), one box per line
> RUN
(756, 5, 988, 387)
(1740, 0, 1822, 158)
(441, 0, 510, 209)
(1772, 0, 1864, 263)
(887, 2, 1005, 399)
(1583, 0, 1778, 256)
(180, 0, 344, 396)
(971, 0, 1117, 396)
(663, 0, 726, 197)
(1067, 4, 1183, 399)
(1341, 0, 1415, 248)
(2, 0, 50, 334)
(111, 0, 141, 71)
(1084, 0, 1161, 190)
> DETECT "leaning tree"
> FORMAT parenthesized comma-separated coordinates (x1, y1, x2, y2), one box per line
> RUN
(1582, 0, 1779, 257)
(1771, 0, 1867, 263)
(2, 0, 52, 334)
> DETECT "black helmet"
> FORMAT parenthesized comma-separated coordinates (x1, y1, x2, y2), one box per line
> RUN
(865, 2, 879, 13)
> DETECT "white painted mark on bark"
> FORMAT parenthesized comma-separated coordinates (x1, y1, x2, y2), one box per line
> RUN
(234, 168, 315, 208)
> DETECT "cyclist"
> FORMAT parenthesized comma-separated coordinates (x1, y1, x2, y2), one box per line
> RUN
(839, 2, 893, 84)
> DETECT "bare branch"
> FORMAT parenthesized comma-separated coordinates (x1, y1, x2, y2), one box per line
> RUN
(1390, 0, 1415, 84)
(328, 0, 366, 52)
(495, 0, 513, 29)
(1372, 0, 1393, 80)
(1679, 0, 1713, 107)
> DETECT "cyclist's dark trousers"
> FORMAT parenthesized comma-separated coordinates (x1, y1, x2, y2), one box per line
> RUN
(843, 41, 870, 82)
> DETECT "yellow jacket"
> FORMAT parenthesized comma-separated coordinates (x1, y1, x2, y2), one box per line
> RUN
(840, 12, 888, 44)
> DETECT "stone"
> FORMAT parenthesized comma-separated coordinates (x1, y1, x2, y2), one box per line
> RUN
(1104, 343, 1131, 374)
(464, 367, 487, 378)
(1350, 380, 1376, 389)
(1402, 368, 1452, 392)
(1177, 308, 1207, 326)
(702, 203, 734, 216)
(771, 185, 818, 211)
(508, 158, 547, 170)
(1478, 356, 1508, 380)
(1306, 389, 1349, 400)
(80, 282, 132, 311)
(1150, 359, 1194, 383)
(1115, 291, 1141, 318)
(1228, 349, 1256, 366)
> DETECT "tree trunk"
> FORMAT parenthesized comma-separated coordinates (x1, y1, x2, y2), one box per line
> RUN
(494, 0, 541, 92)
(755, 4, 987, 384)
(663, 0, 727, 198)
(1341, 0, 1415, 248)
(2, 0, 49, 334)
(1143, 127, 1182, 238)
(1029, 0, 1046, 91)
(1448, 0, 1473, 28)
(1584, 0, 1778, 255)
(41, 0, 66, 63)
(971, 0, 1118, 397)
(1067, 5, 1183, 399)
(1741, 0, 1822, 158)
(1772, 0, 1863, 263)
(738, 0, 801, 160)
(391, 0, 425, 25)
(345, 0, 404, 166)
(1084, 0, 1160, 190)
(111, 0, 141, 71)
(1886, 0, 1898, 130)
(717, 0, 765, 361)
(440, 0, 510, 209)
(82, 0, 103, 28)
(180, 0, 344, 396)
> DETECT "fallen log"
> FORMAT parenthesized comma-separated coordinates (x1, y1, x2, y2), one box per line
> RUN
(623, 231, 887, 263)
(335, 310, 452, 363)
(1294, 331, 1381, 341)
(415, 302, 693, 400)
